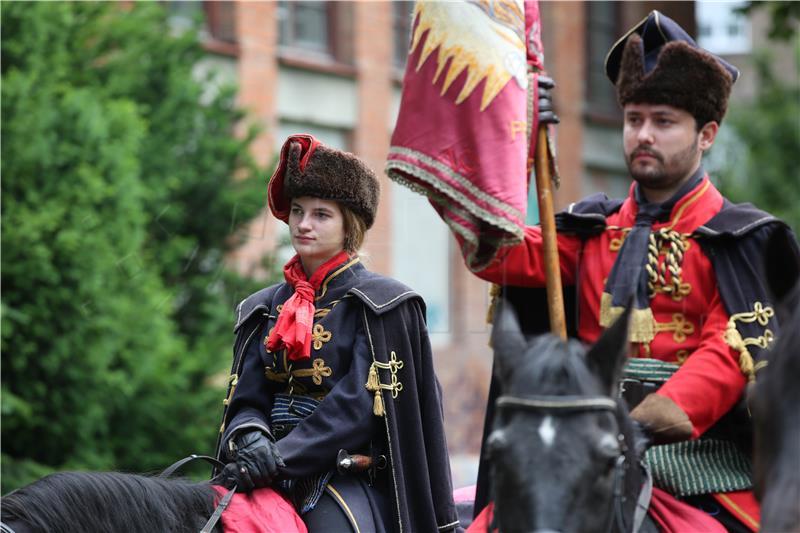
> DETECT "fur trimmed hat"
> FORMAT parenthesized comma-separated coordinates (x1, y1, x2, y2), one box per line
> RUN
(605, 11, 739, 125)
(268, 134, 380, 229)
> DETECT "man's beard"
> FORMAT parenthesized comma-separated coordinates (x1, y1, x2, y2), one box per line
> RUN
(626, 136, 700, 191)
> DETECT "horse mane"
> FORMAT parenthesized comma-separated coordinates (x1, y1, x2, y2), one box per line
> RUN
(1, 471, 219, 533)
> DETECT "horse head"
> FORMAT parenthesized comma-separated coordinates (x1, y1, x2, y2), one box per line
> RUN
(486, 299, 647, 533)
(752, 228, 800, 532)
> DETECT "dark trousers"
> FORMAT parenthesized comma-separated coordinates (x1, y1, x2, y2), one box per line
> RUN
(304, 474, 390, 533)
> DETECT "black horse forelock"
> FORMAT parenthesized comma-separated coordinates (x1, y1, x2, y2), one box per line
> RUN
(508, 336, 600, 396)
(0, 471, 220, 533)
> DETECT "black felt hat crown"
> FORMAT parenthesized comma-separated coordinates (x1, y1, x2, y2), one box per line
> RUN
(268, 134, 380, 229)
(605, 11, 739, 125)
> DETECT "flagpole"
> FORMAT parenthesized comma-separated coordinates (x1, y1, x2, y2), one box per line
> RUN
(534, 125, 567, 340)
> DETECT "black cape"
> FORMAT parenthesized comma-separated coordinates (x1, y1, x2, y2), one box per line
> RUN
(215, 269, 459, 533)
(474, 194, 800, 514)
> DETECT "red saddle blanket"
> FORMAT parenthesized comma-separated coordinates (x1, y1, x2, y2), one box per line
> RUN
(467, 488, 740, 533)
(211, 486, 307, 533)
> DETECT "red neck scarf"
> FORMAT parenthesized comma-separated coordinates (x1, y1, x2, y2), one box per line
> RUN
(267, 251, 351, 361)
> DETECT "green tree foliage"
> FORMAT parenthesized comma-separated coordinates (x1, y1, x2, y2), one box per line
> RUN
(1, 2, 270, 492)
(715, 39, 800, 233)
(739, 1, 800, 42)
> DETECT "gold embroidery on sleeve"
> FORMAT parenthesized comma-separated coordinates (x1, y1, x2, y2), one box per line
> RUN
(723, 302, 775, 383)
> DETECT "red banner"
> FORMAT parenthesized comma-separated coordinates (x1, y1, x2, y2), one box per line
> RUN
(386, 0, 545, 271)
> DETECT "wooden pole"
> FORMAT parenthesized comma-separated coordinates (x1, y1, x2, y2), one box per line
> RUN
(534, 125, 567, 339)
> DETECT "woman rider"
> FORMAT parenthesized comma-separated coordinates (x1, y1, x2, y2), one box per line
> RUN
(215, 134, 459, 533)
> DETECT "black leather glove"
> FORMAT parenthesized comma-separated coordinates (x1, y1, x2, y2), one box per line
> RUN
(225, 430, 284, 492)
(537, 75, 559, 125)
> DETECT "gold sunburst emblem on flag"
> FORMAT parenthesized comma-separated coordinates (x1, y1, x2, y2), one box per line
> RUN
(410, 0, 527, 111)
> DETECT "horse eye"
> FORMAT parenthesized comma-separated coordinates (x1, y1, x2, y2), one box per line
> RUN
(486, 429, 509, 457)
(597, 434, 621, 461)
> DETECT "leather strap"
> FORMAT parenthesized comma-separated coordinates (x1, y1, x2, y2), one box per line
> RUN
(160, 454, 234, 533)
(199, 485, 237, 533)
(159, 454, 225, 479)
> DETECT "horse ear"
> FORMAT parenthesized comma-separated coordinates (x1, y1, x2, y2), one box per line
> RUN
(586, 304, 632, 394)
(491, 297, 527, 381)
(764, 228, 800, 309)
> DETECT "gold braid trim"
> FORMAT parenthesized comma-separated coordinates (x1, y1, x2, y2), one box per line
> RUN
(722, 302, 775, 383)
(219, 374, 239, 434)
(646, 229, 691, 301)
(364, 351, 404, 417)
(600, 292, 655, 343)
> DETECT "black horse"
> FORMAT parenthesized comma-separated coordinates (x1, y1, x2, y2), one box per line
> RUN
(0, 471, 221, 533)
(751, 229, 800, 532)
(486, 300, 657, 533)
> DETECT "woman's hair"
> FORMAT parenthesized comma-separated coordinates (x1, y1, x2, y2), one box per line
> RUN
(340, 203, 367, 253)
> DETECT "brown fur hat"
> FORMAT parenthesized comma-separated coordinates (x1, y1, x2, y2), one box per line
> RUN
(268, 134, 380, 229)
(616, 34, 733, 125)
(606, 11, 739, 126)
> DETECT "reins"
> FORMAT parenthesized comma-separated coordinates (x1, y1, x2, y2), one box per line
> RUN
(159, 454, 237, 533)
(495, 394, 652, 533)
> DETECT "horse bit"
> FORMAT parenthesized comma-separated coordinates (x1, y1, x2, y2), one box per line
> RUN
(495, 394, 653, 533)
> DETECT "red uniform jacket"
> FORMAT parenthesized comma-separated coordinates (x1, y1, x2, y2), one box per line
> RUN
(467, 177, 791, 530)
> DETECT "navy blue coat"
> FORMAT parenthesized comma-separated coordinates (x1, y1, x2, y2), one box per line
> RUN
(215, 259, 459, 533)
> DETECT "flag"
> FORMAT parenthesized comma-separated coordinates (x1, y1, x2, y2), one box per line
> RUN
(386, 0, 547, 271)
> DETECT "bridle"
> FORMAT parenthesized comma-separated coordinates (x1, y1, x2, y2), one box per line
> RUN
(160, 454, 236, 533)
(494, 394, 652, 533)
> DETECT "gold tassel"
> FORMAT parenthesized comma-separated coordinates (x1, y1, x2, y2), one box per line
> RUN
(373, 391, 385, 417)
(485, 283, 501, 324)
(739, 350, 755, 383)
(365, 363, 380, 391)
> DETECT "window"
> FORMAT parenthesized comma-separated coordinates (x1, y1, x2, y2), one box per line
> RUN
(205, 1, 236, 44)
(391, 182, 451, 344)
(277, 1, 354, 64)
(696, 1, 750, 55)
(276, 122, 350, 152)
(166, 1, 236, 44)
(278, 1, 330, 55)
(584, 2, 621, 118)
(393, 1, 414, 70)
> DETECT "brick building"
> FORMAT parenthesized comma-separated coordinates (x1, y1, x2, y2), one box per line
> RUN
(173, 0, 700, 486)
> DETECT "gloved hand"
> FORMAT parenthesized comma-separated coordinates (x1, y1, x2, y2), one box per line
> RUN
(537, 75, 559, 125)
(224, 430, 284, 492)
